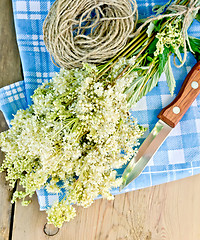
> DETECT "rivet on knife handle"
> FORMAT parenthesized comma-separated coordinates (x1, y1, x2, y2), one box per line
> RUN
(157, 61, 200, 128)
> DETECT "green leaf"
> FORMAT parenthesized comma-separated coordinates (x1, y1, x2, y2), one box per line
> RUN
(179, 45, 184, 53)
(196, 12, 200, 22)
(140, 70, 160, 99)
(147, 56, 154, 62)
(164, 56, 176, 95)
(125, 77, 145, 106)
(147, 38, 159, 56)
(131, 66, 150, 71)
(158, 47, 170, 76)
(188, 36, 200, 61)
(153, 20, 162, 31)
(187, 12, 198, 29)
(175, 48, 183, 63)
(147, 22, 155, 37)
(188, 36, 200, 54)
(152, 0, 172, 15)
(127, 87, 141, 106)
(126, 68, 161, 105)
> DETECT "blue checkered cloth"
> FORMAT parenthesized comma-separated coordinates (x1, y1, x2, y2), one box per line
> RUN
(0, 0, 199, 210)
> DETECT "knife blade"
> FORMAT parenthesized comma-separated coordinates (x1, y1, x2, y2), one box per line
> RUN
(120, 61, 200, 190)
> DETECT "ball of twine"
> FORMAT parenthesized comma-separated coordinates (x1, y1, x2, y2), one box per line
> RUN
(43, 0, 138, 69)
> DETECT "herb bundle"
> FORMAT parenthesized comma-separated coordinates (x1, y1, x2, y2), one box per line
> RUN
(96, 0, 200, 105)
(0, 62, 144, 227)
(0, 0, 200, 228)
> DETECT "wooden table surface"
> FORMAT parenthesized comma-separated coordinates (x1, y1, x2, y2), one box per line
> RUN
(1, 1, 200, 240)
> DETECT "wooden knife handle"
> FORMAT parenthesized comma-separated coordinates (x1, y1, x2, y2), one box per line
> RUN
(157, 61, 200, 128)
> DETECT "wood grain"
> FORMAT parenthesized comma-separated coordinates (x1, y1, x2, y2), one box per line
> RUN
(158, 61, 200, 128)
(0, 0, 22, 88)
(0, 0, 23, 239)
(0, 114, 12, 240)
(12, 175, 200, 240)
(0, 0, 22, 240)
(2, 1, 200, 240)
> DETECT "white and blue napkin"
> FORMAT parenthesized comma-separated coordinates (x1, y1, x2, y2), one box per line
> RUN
(0, 0, 199, 210)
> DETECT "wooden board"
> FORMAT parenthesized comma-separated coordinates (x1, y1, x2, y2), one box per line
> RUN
(0, 0, 23, 239)
(0, 114, 12, 240)
(12, 174, 200, 240)
(0, 0, 22, 88)
(1, 1, 200, 240)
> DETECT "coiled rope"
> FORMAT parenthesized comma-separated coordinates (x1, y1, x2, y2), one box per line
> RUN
(43, 0, 138, 69)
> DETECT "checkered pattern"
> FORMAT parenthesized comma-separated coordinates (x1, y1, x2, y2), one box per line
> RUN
(0, 0, 200, 210)
(0, 81, 27, 126)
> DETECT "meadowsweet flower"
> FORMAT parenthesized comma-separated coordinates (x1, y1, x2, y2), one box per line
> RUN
(154, 21, 184, 56)
(0, 60, 144, 227)
(47, 202, 76, 228)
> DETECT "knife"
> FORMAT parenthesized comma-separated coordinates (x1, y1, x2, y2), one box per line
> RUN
(120, 61, 200, 190)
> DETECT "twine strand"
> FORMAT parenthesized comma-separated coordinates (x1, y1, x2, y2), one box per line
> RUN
(129, 0, 200, 68)
(173, 0, 200, 68)
(43, 0, 138, 69)
(43, 0, 199, 69)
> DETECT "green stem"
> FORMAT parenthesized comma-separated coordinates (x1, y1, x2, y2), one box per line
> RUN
(135, 35, 155, 59)
(120, 33, 148, 59)
(139, 62, 158, 96)
(110, 50, 149, 88)
(123, 52, 148, 78)
(51, 118, 78, 139)
(97, 30, 146, 74)
(97, 31, 147, 79)
(110, 65, 130, 87)
(126, 36, 149, 59)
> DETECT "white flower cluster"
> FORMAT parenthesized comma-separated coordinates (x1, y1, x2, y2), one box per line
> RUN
(0, 60, 144, 228)
(154, 21, 184, 56)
